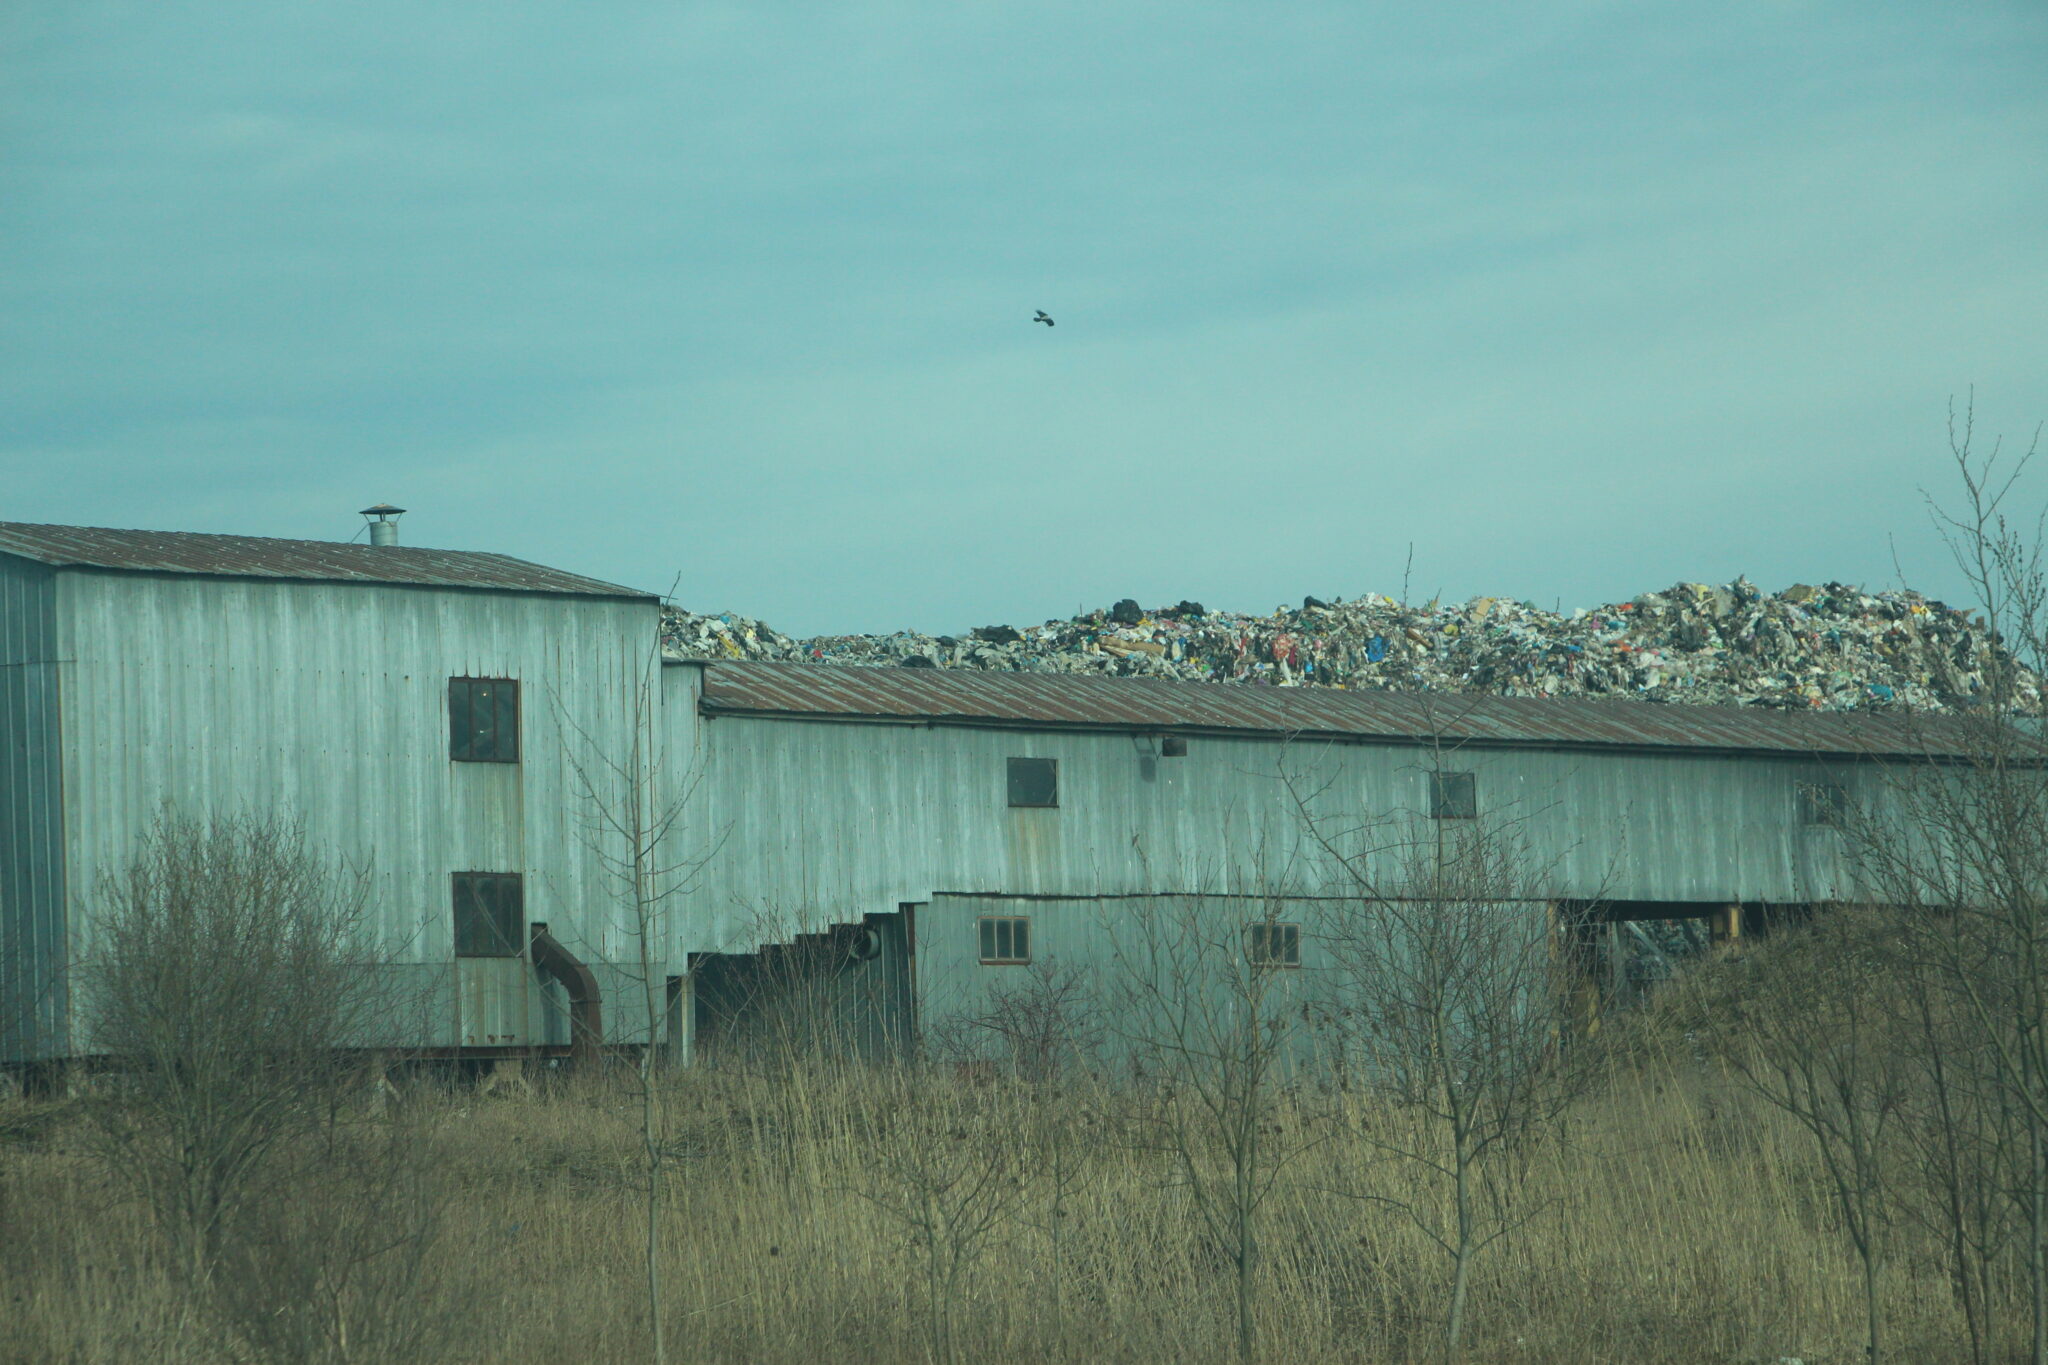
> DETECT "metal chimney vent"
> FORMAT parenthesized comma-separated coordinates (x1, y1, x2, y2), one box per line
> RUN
(359, 503, 406, 546)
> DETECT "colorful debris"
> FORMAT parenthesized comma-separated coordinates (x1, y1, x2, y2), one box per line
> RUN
(660, 579, 2039, 713)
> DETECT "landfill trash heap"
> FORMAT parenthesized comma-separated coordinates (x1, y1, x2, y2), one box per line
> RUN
(660, 579, 2042, 714)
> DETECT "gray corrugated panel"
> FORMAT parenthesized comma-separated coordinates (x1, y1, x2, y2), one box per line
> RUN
(679, 705, 1896, 949)
(697, 660, 2010, 758)
(0, 556, 67, 1062)
(0, 523, 654, 599)
(53, 573, 670, 1056)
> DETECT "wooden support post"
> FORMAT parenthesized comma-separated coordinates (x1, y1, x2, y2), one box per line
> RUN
(1555, 901, 1603, 1039)
(663, 974, 691, 1070)
(1604, 920, 1625, 1003)
(1710, 903, 1742, 949)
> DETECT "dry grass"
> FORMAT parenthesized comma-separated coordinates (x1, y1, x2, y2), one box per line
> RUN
(0, 1040, 2000, 1365)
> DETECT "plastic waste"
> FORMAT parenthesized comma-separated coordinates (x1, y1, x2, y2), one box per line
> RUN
(658, 577, 2040, 715)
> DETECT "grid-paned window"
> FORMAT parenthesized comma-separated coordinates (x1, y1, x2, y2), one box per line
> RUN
(453, 873, 524, 957)
(450, 678, 520, 763)
(978, 916, 1031, 965)
(1008, 757, 1058, 808)
(1246, 922, 1301, 968)
(1800, 781, 1848, 827)
(1430, 771, 1477, 820)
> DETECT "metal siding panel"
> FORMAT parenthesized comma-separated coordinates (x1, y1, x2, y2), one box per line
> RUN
(919, 892, 1395, 1069)
(58, 571, 665, 1055)
(0, 556, 66, 1062)
(457, 958, 531, 1046)
(684, 717, 1895, 958)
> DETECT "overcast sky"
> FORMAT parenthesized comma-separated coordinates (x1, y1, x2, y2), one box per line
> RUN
(3, 3, 2044, 635)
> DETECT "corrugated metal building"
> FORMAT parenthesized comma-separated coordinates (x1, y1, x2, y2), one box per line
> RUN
(668, 660, 1976, 1052)
(0, 521, 669, 1064)
(1, 518, 1983, 1067)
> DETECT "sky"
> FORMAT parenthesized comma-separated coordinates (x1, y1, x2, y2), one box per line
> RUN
(3, 3, 2045, 636)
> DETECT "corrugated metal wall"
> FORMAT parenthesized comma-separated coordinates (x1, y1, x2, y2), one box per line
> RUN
(12, 565, 1892, 1065)
(919, 892, 1503, 1072)
(0, 555, 67, 1063)
(680, 708, 1869, 958)
(55, 570, 671, 1053)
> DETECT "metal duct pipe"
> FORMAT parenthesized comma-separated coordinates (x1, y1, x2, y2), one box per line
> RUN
(358, 503, 406, 546)
(530, 928, 604, 1069)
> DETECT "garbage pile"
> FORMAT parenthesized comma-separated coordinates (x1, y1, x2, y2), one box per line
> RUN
(660, 578, 2041, 713)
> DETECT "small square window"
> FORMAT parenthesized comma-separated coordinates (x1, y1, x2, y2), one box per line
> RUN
(978, 916, 1031, 964)
(1008, 757, 1058, 808)
(450, 678, 520, 763)
(1800, 781, 1847, 827)
(1430, 771, 1477, 820)
(453, 872, 524, 957)
(1246, 922, 1301, 968)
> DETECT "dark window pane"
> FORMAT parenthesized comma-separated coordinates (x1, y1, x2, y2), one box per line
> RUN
(978, 916, 1030, 963)
(454, 873, 523, 956)
(1801, 782, 1846, 827)
(451, 678, 520, 763)
(495, 682, 520, 762)
(1430, 771, 1477, 820)
(449, 681, 472, 758)
(1008, 757, 1058, 807)
(1248, 923, 1301, 967)
(472, 683, 499, 760)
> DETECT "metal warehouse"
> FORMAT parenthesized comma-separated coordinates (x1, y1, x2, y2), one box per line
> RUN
(0, 517, 1977, 1071)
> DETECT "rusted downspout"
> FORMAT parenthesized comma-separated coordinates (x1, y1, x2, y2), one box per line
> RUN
(530, 929, 604, 1069)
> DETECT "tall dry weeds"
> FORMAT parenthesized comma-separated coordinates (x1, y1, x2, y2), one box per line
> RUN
(0, 1014, 2018, 1365)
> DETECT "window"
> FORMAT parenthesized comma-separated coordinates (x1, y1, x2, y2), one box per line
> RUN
(453, 873, 524, 956)
(1246, 922, 1301, 968)
(1800, 781, 1847, 827)
(1007, 757, 1058, 807)
(978, 916, 1031, 965)
(1430, 770, 1477, 820)
(450, 678, 519, 763)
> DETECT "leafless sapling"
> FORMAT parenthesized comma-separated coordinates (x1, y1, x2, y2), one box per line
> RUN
(556, 638, 724, 1365)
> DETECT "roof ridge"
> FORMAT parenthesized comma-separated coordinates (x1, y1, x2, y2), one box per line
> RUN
(696, 656, 2005, 757)
(0, 521, 655, 599)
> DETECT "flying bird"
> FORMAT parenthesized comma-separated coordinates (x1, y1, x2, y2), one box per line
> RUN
(1034, 310, 1054, 327)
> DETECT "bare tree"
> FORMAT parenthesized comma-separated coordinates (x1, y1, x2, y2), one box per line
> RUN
(78, 814, 384, 1304)
(1295, 727, 1592, 1361)
(1700, 906, 1910, 1362)
(930, 955, 1104, 1083)
(1847, 396, 2048, 1363)
(921, 957, 1107, 1355)
(1890, 929, 2021, 1365)
(556, 640, 723, 1365)
(1106, 888, 1319, 1365)
(853, 1069, 1029, 1365)
(211, 1106, 475, 1365)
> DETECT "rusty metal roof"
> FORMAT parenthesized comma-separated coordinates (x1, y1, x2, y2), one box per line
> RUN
(697, 660, 2005, 758)
(0, 522, 656, 599)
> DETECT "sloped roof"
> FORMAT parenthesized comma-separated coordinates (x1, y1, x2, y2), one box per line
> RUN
(0, 522, 655, 599)
(696, 660, 2008, 759)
